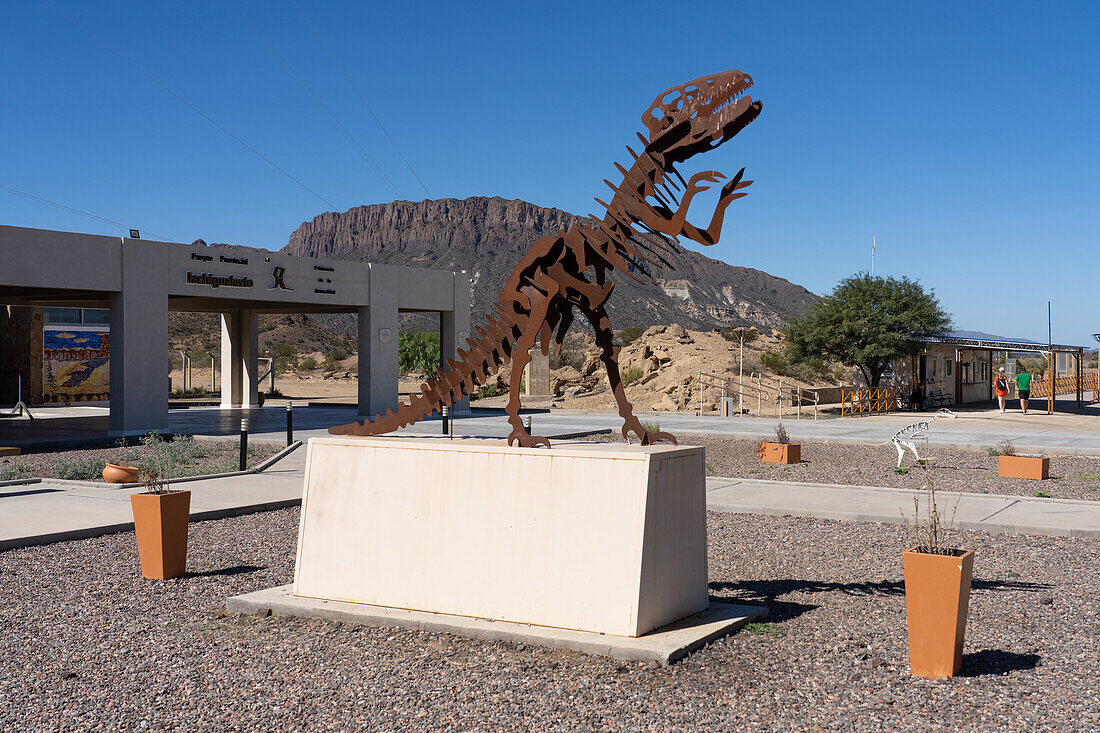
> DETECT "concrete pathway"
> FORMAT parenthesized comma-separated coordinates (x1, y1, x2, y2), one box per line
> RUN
(0, 445, 306, 551)
(2, 439, 1098, 551)
(705, 477, 1100, 539)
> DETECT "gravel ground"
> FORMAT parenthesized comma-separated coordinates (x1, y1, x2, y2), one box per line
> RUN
(584, 433, 1100, 500)
(0, 436, 282, 483)
(1, 507, 1097, 731)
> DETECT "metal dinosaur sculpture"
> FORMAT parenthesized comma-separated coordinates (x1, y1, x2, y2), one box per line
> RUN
(331, 69, 762, 447)
(888, 408, 958, 468)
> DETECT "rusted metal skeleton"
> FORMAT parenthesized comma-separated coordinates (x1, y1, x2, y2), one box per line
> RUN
(331, 69, 762, 447)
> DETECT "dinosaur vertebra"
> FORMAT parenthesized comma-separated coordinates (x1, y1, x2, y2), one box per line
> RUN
(330, 70, 763, 447)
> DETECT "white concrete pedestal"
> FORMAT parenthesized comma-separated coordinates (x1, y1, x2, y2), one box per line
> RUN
(293, 437, 708, 638)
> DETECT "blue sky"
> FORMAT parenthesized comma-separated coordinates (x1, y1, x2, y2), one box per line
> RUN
(3, 1, 1098, 344)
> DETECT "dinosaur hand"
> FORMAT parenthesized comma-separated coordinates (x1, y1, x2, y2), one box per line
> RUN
(685, 170, 726, 195)
(718, 167, 751, 202)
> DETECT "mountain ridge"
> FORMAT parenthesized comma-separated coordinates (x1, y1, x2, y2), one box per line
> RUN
(279, 196, 818, 334)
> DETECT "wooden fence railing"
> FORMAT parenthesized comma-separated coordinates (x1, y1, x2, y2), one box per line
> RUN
(840, 387, 898, 416)
(1027, 372, 1099, 399)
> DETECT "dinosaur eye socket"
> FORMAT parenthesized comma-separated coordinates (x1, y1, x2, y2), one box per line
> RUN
(661, 91, 683, 108)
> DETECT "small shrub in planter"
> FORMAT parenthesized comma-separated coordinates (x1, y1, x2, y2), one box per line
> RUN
(130, 468, 191, 580)
(902, 472, 973, 679)
(759, 423, 800, 464)
(995, 437, 1049, 479)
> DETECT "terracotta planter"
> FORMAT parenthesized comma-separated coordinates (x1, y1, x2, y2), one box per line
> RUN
(130, 490, 191, 580)
(759, 442, 800, 464)
(998, 455, 1049, 480)
(903, 548, 975, 679)
(103, 462, 140, 484)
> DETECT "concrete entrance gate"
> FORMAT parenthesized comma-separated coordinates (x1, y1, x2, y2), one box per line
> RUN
(0, 225, 470, 436)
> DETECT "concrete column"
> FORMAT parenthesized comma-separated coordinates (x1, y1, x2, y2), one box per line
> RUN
(220, 310, 259, 409)
(523, 348, 551, 397)
(109, 240, 169, 436)
(359, 264, 399, 417)
(440, 271, 472, 414)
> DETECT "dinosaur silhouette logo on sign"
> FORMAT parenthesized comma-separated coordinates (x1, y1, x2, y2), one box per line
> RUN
(331, 69, 762, 447)
(269, 266, 293, 291)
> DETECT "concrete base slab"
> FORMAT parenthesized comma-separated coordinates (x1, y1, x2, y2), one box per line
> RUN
(227, 584, 765, 665)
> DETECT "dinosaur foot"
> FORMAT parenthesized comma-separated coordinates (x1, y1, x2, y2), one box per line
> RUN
(507, 431, 552, 449)
(622, 423, 679, 446)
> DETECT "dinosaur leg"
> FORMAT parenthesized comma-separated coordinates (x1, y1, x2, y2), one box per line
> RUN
(581, 303, 676, 446)
(894, 440, 905, 468)
(506, 293, 553, 449)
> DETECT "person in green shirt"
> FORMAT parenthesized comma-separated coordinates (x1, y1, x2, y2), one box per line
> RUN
(1016, 366, 1032, 414)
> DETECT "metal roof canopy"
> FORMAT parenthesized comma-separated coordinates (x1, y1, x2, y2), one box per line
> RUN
(919, 336, 1086, 354)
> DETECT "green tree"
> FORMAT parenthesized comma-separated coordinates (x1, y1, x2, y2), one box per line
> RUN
(784, 273, 952, 389)
(398, 331, 441, 374)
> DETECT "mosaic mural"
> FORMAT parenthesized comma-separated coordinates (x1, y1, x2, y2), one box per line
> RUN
(43, 329, 110, 403)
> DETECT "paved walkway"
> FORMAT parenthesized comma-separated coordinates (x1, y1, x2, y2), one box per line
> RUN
(0, 445, 306, 551)
(4, 398, 1100, 455)
(705, 477, 1100, 539)
(2, 439, 1098, 551)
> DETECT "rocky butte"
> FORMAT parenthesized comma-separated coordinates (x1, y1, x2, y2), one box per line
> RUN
(280, 196, 818, 334)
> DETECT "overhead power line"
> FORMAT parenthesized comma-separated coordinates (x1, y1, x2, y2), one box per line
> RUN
(223, 0, 404, 197)
(0, 183, 178, 242)
(290, 0, 433, 198)
(40, 0, 338, 211)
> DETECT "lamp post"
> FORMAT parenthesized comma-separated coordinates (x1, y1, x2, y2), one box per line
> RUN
(728, 327, 758, 416)
(207, 351, 217, 395)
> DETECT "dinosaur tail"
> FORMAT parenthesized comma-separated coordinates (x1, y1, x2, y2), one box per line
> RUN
(329, 306, 522, 436)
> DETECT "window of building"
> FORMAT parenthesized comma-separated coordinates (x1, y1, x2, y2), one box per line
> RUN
(44, 307, 82, 324)
(82, 309, 110, 325)
(946, 358, 953, 377)
(42, 307, 109, 325)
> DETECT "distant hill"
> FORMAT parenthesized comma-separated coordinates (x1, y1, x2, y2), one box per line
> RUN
(280, 196, 819, 335)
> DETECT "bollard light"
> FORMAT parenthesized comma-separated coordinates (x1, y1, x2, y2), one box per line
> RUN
(522, 415, 532, 433)
(286, 402, 293, 446)
(441, 404, 450, 437)
(239, 418, 248, 471)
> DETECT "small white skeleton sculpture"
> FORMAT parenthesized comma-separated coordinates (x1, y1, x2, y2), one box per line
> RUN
(889, 408, 957, 467)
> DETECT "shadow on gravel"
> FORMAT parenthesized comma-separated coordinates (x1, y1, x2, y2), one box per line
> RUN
(186, 564, 265, 578)
(710, 578, 1053, 623)
(960, 649, 1041, 677)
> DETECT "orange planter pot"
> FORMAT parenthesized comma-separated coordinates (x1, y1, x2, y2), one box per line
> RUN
(903, 548, 974, 679)
(130, 490, 191, 580)
(759, 442, 800, 464)
(103, 462, 140, 484)
(998, 455, 1049, 480)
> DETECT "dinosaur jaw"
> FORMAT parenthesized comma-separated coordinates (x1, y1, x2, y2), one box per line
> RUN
(645, 72, 761, 163)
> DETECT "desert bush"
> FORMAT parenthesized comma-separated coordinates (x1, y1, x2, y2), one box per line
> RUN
(621, 366, 644, 386)
(0, 463, 32, 482)
(271, 343, 299, 373)
(774, 422, 791, 445)
(326, 348, 350, 362)
(618, 327, 644, 347)
(55, 457, 106, 481)
(721, 326, 760, 343)
(398, 331, 440, 374)
(298, 357, 319, 371)
(550, 335, 588, 371)
(476, 382, 500, 399)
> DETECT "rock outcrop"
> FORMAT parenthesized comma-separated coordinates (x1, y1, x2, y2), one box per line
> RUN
(281, 197, 818, 334)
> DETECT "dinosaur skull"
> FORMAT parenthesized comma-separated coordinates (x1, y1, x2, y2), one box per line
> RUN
(643, 70, 761, 162)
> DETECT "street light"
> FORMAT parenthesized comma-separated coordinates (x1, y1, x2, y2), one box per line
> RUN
(728, 327, 759, 416)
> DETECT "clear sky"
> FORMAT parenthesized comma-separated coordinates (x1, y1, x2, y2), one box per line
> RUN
(3, 1, 1098, 344)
